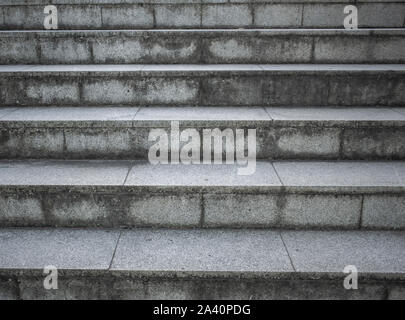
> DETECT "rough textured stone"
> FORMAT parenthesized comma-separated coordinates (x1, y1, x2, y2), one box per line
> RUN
(0, 38, 39, 64)
(19, 276, 112, 300)
(111, 229, 293, 274)
(388, 286, 405, 300)
(109, 278, 388, 300)
(101, 5, 153, 28)
(343, 128, 405, 160)
(363, 195, 405, 230)
(124, 161, 282, 190)
(26, 81, 80, 106)
(0, 194, 44, 227)
(124, 194, 201, 227)
(281, 194, 362, 229)
(282, 231, 405, 273)
(204, 194, 280, 227)
(0, 279, 18, 300)
(273, 161, 403, 188)
(59, 5, 102, 29)
(358, 3, 405, 28)
(134, 106, 269, 123)
(302, 4, 344, 28)
(0, 229, 119, 269)
(0, 106, 139, 122)
(155, 5, 201, 28)
(2, 30, 405, 64)
(1, 65, 404, 107)
(203, 4, 252, 28)
(0, 128, 65, 159)
(266, 107, 405, 122)
(40, 38, 91, 64)
(0, 160, 129, 186)
(273, 127, 340, 159)
(254, 4, 302, 28)
(0, 229, 404, 299)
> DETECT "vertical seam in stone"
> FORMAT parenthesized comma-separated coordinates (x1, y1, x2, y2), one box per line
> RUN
(16, 277, 22, 300)
(100, 5, 104, 29)
(62, 129, 67, 155)
(40, 191, 52, 226)
(271, 162, 285, 227)
(152, 4, 156, 29)
(200, 193, 205, 228)
(338, 128, 344, 160)
(78, 77, 83, 106)
(271, 162, 284, 186)
(198, 32, 204, 64)
(200, 4, 203, 28)
(310, 36, 315, 63)
(250, 2, 255, 27)
(36, 34, 42, 64)
(280, 232, 296, 272)
(89, 38, 94, 64)
(383, 287, 390, 300)
(359, 194, 365, 230)
(300, 4, 305, 28)
(122, 164, 132, 186)
(326, 75, 331, 106)
(108, 231, 122, 270)
(0, 7, 4, 29)
(198, 77, 203, 106)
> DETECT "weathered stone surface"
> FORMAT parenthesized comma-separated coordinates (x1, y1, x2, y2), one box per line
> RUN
(0, 161, 403, 229)
(282, 230, 405, 273)
(363, 195, 405, 230)
(203, 194, 280, 227)
(281, 194, 362, 229)
(2, 65, 404, 107)
(156, 5, 201, 28)
(0, 228, 404, 300)
(0, 279, 18, 300)
(0, 229, 119, 269)
(2, 30, 405, 64)
(254, 4, 302, 28)
(111, 229, 293, 274)
(124, 194, 201, 227)
(202, 4, 252, 28)
(0, 2, 403, 30)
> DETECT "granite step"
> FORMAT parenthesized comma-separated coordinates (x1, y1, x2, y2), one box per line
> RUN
(0, 160, 404, 229)
(1, 106, 405, 160)
(1, 29, 405, 64)
(1, 1, 404, 30)
(0, 228, 404, 300)
(1, 64, 405, 107)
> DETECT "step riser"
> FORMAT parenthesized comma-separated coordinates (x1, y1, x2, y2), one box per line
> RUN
(1, 275, 402, 300)
(2, 71, 404, 107)
(1, 188, 404, 230)
(1, 124, 404, 160)
(1, 3, 404, 30)
(2, 31, 405, 64)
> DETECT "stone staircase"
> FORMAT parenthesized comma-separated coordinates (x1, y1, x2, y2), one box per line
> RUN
(0, 0, 405, 300)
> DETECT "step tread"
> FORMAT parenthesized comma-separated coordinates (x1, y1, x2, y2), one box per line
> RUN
(0, 228, 404, 279)
(2, 64, 405, 74)
(0, 160, 404, 193)
(1, 106, 405, 126)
